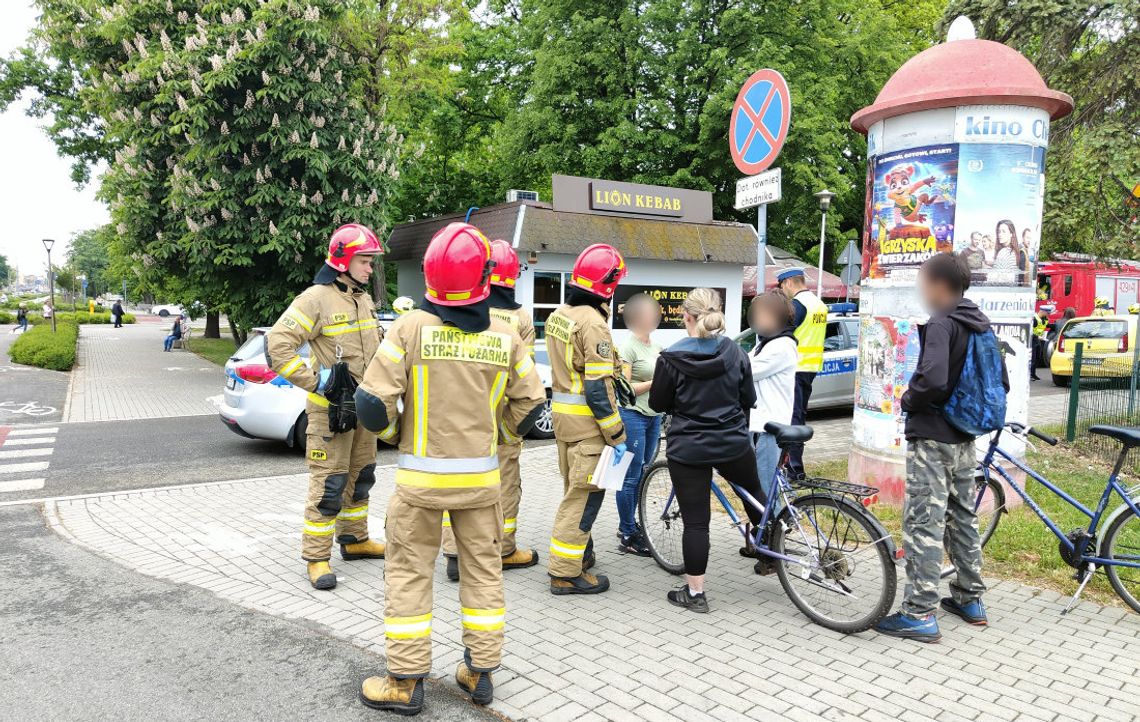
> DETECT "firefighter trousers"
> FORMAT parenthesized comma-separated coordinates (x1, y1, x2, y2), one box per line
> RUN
(442, 442, 522, 557)
(548, 437, 606, 579)
(384, 494, 505, 677)
(301, 405, 380, 561)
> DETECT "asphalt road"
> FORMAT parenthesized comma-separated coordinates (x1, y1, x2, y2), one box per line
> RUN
(0, 326, 68, 424)
(0, 505, 496, 722)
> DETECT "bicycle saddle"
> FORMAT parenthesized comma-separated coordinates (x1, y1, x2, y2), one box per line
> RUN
(1087, 425, 1140, 449)
(763, 422, 814, 445)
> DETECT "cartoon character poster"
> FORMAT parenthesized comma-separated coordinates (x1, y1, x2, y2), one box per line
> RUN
(952, 144, 1046, 288)
(854, 316, 921, 416)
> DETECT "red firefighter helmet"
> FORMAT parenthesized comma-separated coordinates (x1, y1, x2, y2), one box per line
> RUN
(489, 239, 521, 288)
(569, 244, 627, 300)
(325, 223, 383, 273)
(423, 222, 494, 306)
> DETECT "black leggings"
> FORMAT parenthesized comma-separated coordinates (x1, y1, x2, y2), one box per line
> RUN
(668, 451, 768, 577)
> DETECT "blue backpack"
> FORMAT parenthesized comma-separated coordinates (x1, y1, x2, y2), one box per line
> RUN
(942, 329, 1007, 436)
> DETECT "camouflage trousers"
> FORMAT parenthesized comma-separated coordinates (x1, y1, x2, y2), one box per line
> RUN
(902, 438, 987, 617)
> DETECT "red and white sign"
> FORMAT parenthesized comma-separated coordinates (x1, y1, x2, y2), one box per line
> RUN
(729, 69, 791, 176)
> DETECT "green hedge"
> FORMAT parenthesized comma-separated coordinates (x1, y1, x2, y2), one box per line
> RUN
(9, 321, 79, 371)
(0, 311, 12, 324)
(24, 311, 135, 325)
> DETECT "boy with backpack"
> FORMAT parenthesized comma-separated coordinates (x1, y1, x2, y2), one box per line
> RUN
(875, 252, 1008, 643)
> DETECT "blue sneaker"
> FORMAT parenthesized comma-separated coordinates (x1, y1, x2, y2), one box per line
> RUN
(940, 597, 988, 625)
(874, 612, 942, 642)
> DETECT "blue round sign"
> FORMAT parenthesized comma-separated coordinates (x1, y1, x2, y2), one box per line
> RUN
(729, 69, 791, 175)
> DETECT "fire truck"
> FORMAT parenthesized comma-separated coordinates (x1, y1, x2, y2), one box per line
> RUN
(1036, 254, 1140, 321)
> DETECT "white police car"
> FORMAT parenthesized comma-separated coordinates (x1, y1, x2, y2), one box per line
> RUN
(734, 303, 859, 409)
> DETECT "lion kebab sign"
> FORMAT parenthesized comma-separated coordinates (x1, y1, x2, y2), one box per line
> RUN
(552, 174, 713, 224)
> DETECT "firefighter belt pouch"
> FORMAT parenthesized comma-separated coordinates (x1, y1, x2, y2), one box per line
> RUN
(325, 361, 359, 434)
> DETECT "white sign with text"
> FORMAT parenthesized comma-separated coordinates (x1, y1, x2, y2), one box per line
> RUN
(734, 168, 782, 210)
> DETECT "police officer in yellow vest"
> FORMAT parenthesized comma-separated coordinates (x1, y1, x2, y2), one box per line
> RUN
(266, 224, 387, 591)
(1031, 309, 1049, 381)
(776, 268, 827, 478)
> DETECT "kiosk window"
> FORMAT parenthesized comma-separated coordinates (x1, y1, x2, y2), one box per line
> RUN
(533, 272, 570, 339)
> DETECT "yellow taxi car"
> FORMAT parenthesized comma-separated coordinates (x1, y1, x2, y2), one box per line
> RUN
(1050, 314, 1138, 386)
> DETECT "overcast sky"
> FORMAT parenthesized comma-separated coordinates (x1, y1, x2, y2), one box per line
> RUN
(0, 2, 109, 278)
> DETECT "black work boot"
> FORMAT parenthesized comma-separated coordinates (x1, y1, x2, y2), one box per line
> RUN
(445, 555, 459, 582)
(550, 572, 610, 595)
(360, 676, 424, 715)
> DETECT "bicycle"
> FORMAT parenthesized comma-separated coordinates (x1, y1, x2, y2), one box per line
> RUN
(953, 421, 1140, 614)
(638, 422, 899, 633)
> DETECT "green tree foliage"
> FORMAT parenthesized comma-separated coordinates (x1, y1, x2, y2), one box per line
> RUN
(66, 226, 118, 298)
(390, 0, 943, 267)
(941, 1, 1139, 259)
(0, 253, 12, 287)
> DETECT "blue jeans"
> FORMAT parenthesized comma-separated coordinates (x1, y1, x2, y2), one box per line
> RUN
(754, 432, 782, 514)
(18, 318, 28, 332)
(164, 334, 178, 351)
(615, 408, 661, 537)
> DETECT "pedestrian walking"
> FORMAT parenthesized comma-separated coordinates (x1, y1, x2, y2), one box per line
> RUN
(265, 224, 387, 591)
(545, 244, 629, 595)
(614, 292, 663, 557)
(354, 222, 545, 714)
(875, 252, 1009, 643)
(775, 268, 827, 478)
(648, 288, 767, 613)
(112, 300, 124, 328)
(16, 303, 29, 332)
(746, 292, 798, 523)
(442, 239, 541, 581)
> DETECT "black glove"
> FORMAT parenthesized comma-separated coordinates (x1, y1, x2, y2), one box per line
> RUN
(614, 375, 637, 408)
(324, 361, 359, 434)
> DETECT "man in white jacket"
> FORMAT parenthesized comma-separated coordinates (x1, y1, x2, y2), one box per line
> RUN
(746, 293, 799, 527)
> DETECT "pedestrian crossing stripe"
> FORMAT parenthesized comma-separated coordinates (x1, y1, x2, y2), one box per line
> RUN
(0, 447, 54, 459)
(0, 478, 45, 493)
(0, 461, 50, 475)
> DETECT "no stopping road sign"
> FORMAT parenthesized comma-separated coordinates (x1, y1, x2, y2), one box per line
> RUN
(729, 69, 791, 176)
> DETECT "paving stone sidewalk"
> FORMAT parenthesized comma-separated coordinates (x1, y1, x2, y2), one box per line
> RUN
(64, 324, 221, 423)
(48, 445, 1139, 722)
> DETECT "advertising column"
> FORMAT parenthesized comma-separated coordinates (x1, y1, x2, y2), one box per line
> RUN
(848, 29, 1073, 502)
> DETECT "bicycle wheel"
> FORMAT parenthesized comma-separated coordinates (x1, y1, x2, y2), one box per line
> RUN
(1101, 504, 1140, 614)
(638, 460, 684, 575)
(772, 494, 897, 633)
(940, 474, 1006, 579)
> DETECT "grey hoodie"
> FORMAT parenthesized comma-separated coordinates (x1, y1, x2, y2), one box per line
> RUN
(902, 297, 1010, 443)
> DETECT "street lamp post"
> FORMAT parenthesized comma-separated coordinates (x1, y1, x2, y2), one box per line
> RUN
(813, 190, 836, 297)
(42, 238, 56, 333)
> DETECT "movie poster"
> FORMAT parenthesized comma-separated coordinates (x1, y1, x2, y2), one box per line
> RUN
(863, 144, 958, 284)
(953, 144, 1046, 288)
(611, 285, 726, 331)
(854, 316, 921, 417)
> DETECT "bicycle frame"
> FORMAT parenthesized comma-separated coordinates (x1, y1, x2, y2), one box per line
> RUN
(981, 431, 1140, 571)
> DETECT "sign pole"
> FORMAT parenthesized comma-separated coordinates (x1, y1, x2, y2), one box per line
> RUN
(757, 203, 767, 293)
(816, 208, 827, 297)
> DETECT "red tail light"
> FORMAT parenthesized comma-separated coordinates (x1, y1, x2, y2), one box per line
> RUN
(1057, 335, 1065, 352)
(235, 363, 278, 384)
(1119, 332, 1129, 353)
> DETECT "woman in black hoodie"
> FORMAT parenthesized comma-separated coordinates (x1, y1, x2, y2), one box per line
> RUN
(648, 288, 766, 613)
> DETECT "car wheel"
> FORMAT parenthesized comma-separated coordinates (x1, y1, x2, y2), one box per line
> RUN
(291, 411, 308, 449)
(1044, 340, 1055, 366)
(158, 309, 170, 317)
(527, 395, 555, 440)
(1052, 374, 1070, 387)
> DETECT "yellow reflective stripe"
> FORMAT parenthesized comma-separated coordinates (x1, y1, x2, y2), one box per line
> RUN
(321, 319, 378, 337)
(413, 365, 428, 456)
(441, 511, 451, 528)
(337, 504, 368, 520)
(503, 518, 517, 532)
(572, 275, 594, 289)
(285, 307, 314, 331)
(499, 420, 521, 444)
(563, 337, 582, 394)
(308, 393, 329, 407)
(514, 356, 535, 378)
(550, 538, 587, 558)
(527, 344, 536, 358)
(303, 519, 336, 536)
(597, 411, 621, 429)
(395, 468, 500, 489)
(385, 613, 432, 639)
(584, 361, 613, 378)
(552, 401, 593, 416)
(489, 371, 508, 454)
(377, 417, 399, 441)
(378, 339, 406, 363)
(280, 356, 305, 378)
(461, 607, 505, 632)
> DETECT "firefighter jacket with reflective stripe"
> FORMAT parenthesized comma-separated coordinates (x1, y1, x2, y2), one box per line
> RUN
(545, 304, 627, 445)
(266, 282, 382, 402)
(792, 289, 827, 373)
(490, 306, 536, 359)
(357, 309, 545, 510)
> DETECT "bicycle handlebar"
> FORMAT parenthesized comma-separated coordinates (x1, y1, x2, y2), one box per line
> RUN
(1004, 422, 1057, 446)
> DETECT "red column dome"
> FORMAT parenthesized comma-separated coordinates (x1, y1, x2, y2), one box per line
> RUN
(851, 39, 1073, 134)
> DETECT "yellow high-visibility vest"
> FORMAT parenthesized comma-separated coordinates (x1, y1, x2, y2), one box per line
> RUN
(793, 290, 827, 373)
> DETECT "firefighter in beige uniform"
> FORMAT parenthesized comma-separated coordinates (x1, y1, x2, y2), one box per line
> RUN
(266, 224, 386, 591)
(443, 239, 540, 581)
(354, 222, 545, 715)
(546, 244, 629, 595)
